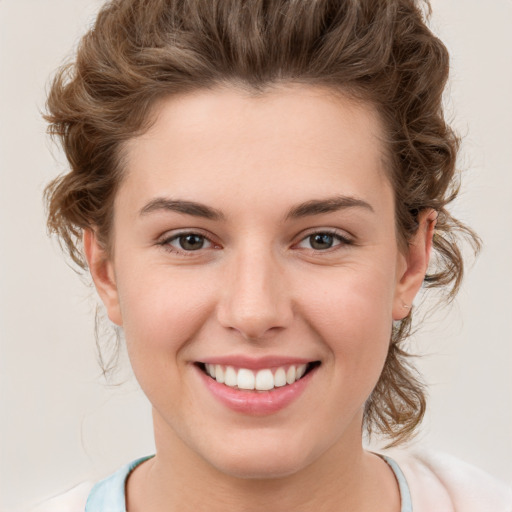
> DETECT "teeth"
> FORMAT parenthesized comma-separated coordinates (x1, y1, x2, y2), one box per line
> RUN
(203, 363, 313, 390)
(255, 369, 274, 391)
(296, 364, 307, 379)
(286, 366, 296, 385)
(224, 366, 237, 387)
(274, 367, 287, 387)
(215, 365, 224, 384)
(237, 368, 255, 390)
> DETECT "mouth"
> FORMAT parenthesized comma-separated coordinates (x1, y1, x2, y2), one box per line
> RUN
(195, 361, 321, 392)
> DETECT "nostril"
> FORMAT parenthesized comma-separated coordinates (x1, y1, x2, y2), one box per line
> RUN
(216, 280, 293, 340)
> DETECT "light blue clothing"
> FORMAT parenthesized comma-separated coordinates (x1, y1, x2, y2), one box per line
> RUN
(85, 454, 412, 512)
(382, 454, 413, 512)
(85, 456, 154, 512)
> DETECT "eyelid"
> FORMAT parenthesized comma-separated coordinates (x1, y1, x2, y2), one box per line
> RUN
(156, 227, 353, 256)
(157, 229, 220, 256)
(293, 228, 354, 250)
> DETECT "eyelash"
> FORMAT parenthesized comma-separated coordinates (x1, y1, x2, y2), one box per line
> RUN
(157, 230, 216, 257)
(295, 230, 353, 252)
(158, 229, 354, 257)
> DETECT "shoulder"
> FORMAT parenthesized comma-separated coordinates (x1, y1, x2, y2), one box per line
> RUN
(390, 450, 512, 512)
(29, 482, 93, 512)
(29, 456, 153, 512)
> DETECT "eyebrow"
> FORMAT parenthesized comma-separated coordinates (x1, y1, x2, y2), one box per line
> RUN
(139, 195, 373, 221)
(140, 198, 225, 220)
(285, 195, 374, 220)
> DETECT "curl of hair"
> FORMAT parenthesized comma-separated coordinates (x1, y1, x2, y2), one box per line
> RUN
(45, 0, 480, 445)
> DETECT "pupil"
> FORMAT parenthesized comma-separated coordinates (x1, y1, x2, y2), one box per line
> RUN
(310, 233, 333, 250)
(180, 234, 204, 250)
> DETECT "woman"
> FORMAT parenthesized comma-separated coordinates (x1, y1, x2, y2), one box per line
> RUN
(34, 0, 511, 510)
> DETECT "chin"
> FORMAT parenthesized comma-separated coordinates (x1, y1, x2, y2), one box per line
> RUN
(199, 433, 322, 480)
(212, 453, 310, 480)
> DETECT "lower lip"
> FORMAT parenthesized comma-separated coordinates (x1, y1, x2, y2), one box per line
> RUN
(196, 366, 317, 415)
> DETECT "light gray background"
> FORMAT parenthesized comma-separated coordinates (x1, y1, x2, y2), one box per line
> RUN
(1, 1, 511, 511)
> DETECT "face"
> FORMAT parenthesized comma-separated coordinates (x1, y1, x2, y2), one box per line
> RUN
(86, 85, 431, 479)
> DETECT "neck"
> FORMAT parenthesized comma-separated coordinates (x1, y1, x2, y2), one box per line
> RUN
(126, 412, 400, 512)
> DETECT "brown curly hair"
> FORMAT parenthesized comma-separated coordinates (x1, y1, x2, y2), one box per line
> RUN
(44, 0, 479, 446)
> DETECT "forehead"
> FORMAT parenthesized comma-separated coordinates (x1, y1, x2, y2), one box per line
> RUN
(119, 85, 392, 216)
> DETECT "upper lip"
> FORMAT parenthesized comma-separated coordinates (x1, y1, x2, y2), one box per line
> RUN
(196, 355, 318, 370)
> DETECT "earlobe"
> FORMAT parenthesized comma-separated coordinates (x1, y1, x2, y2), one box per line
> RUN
(392, 209, 437, 320)
(83, 229, 123, 326)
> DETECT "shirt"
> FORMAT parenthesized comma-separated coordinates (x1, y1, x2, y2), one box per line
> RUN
(30, 450, 512, 512)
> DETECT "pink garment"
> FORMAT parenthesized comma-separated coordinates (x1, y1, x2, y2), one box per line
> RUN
(389, 451, 512, 512)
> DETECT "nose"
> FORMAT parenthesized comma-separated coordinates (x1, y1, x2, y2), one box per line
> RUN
(216, 245, 293, 341)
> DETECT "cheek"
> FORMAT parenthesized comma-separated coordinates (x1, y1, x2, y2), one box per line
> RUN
(298, 263, 395, 376)
(116, 267, 214, 368)
(115, 267, 221, 423)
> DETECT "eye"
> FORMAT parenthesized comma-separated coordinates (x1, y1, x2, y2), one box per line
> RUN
(296, 231, 351, 251)
(160, 232, 214, 254)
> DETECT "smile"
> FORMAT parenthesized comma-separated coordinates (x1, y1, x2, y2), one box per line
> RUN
(197, 362, 320, 391)
(194, 357, 321, 415)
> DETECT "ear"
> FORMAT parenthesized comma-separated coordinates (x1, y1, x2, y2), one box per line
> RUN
(392, 209, 437, 320)
(83, 229, 123, 326)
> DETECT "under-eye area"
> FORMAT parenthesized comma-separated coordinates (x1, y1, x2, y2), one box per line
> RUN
(196, 362, 322, 391)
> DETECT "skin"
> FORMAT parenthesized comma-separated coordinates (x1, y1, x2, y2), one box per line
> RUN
(84, 85, 436, 512)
